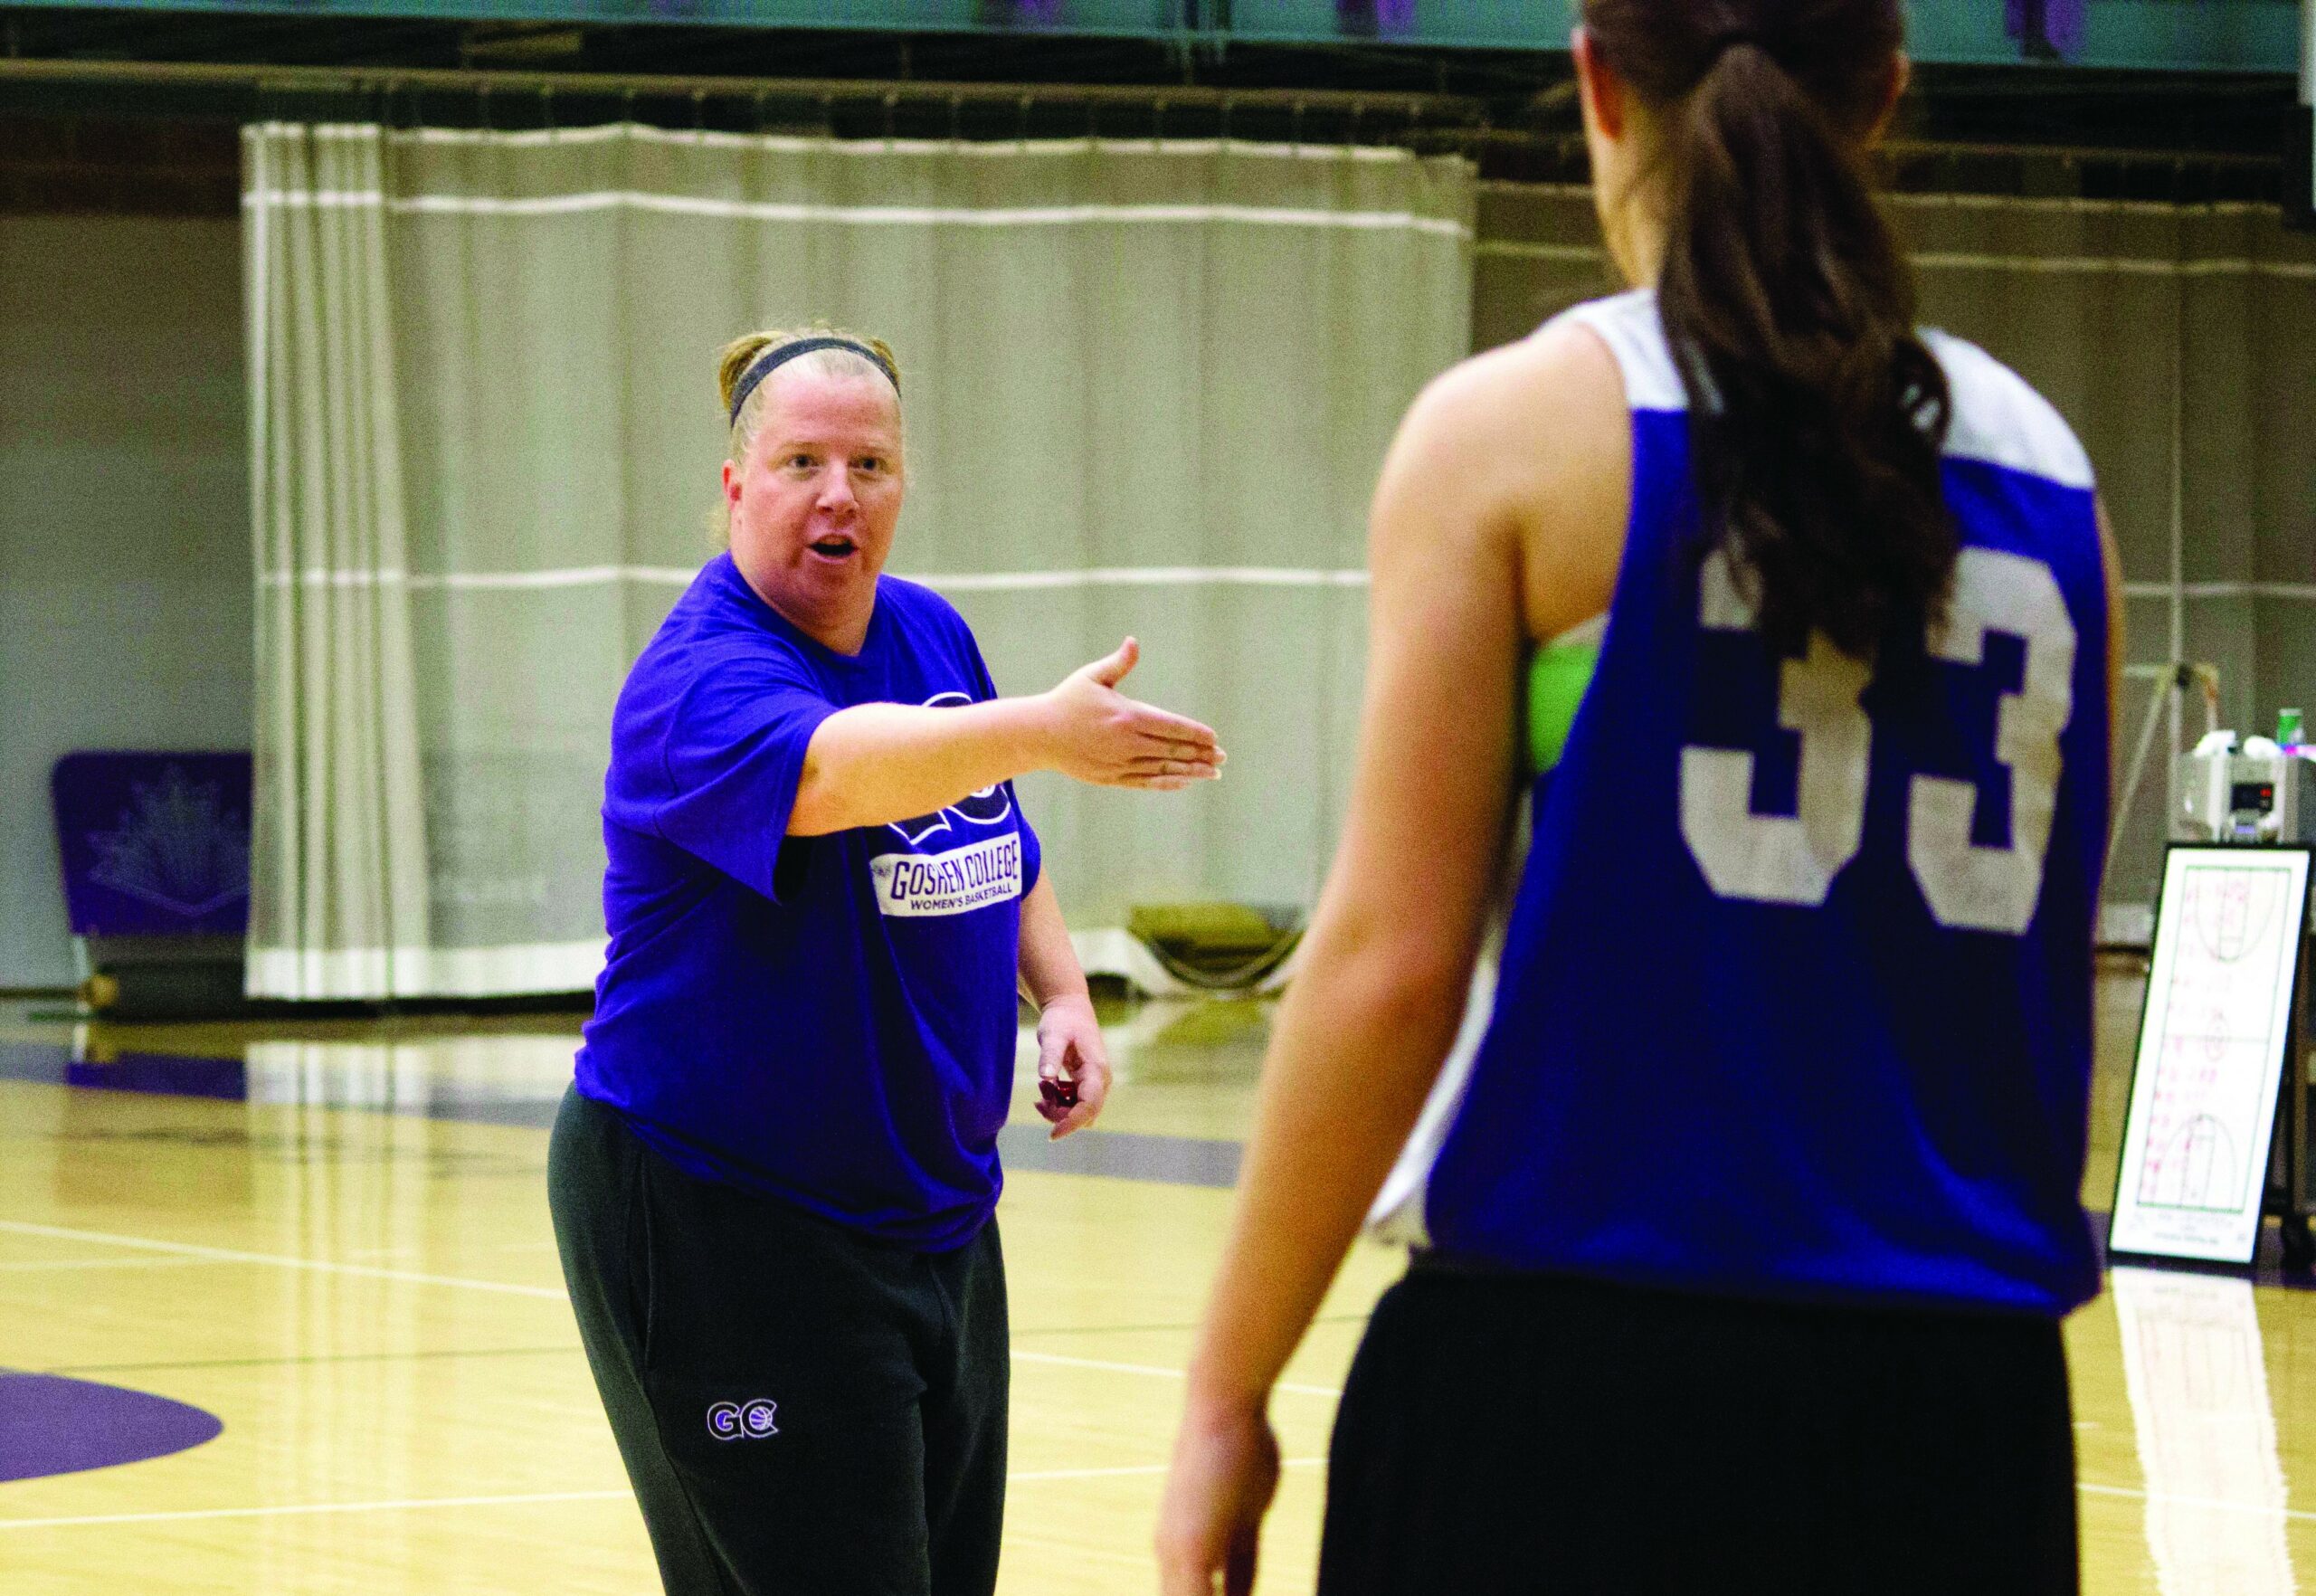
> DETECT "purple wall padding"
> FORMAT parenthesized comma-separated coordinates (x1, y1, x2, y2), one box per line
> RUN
(51, 752, 252, 938)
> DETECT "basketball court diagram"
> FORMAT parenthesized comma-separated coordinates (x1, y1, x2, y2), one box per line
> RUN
(2131, 865, 2298, 1218)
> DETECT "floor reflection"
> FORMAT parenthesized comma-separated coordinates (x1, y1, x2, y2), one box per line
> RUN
(2112, 1267, 2297, 1595)
(242, 1037, 574, 1125)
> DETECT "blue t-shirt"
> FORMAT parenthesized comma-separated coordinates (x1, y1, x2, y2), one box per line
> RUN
(574, 555, 1041, 1250)
(1422, 291, 2109, 1315)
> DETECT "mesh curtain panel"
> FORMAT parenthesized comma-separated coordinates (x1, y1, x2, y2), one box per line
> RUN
(244, 126, 432, 998)
(242, 122, 1474, 998)
(1475, 183, 2316, 937)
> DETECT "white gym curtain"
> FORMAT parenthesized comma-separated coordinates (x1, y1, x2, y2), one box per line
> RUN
(242, 121, 1474, 998)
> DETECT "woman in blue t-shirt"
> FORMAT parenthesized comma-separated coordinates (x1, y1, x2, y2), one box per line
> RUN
(551, 327, 1221, 1596)
(1159, 2, 2121, 1592)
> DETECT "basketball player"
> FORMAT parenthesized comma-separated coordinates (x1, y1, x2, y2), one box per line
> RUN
(548, 327, 1221, 1596)
(1158, 3, 2121, 1591)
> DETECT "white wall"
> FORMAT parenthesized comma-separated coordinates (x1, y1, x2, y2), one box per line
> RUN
(0, 214, 250, 987)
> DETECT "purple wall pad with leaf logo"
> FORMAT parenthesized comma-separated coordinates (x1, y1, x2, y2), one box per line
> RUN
(0, 1374, 223, 1481)
(51, 752, 252, 939)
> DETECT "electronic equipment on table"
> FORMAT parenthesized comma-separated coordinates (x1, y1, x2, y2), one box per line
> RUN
(2174, 751, 2316, 846)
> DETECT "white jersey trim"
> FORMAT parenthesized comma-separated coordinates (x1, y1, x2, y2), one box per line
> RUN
(1548, 289, 1688, 413)
(1917, 328, 2096, 489)
(1542, 290, 2096, 491)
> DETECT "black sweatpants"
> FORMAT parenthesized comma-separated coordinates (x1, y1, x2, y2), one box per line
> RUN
(1319, 1261, 2078, 1596)
(547, 1088, 1009, 1596)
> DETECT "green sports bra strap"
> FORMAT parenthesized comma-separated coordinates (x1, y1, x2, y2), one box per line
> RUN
(1527, 613, 1607, 776)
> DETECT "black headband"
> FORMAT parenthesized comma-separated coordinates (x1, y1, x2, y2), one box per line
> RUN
(727, 337, 901, 425)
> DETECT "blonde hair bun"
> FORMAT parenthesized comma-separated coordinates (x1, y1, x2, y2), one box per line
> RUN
(716, 331, 783, 414)
(717, 321, 898, 437)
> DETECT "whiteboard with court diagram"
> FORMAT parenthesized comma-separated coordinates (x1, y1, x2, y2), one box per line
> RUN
(2110, 847, 2311, 1264)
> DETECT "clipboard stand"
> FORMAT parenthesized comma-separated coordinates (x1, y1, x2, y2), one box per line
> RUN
(2109, 843, 2315, 1273)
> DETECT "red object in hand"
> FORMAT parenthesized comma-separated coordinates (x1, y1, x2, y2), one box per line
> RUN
(1039, 1076, 1079, 1112)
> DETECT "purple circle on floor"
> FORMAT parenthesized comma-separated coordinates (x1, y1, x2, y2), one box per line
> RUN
(0, 1373, 223, 1481)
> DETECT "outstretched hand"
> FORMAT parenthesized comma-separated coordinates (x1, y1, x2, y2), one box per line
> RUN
(1040, 639, 1224, 791)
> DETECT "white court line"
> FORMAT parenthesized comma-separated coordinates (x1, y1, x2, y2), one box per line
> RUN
(1004, 1532, 1157, 1571)
(0, 1462, 1328, 1532)
(1011, 1458, 1321, 1483)
(0, 1223, 1341, 1393)
(1, 1472, 2288, 1534)
(2076, 1480, 2316, 1523)
(0, 1221, 565, 1301)
(5, 1237, 2295, 1532)
(0, 1491, 631, 1531)
(1011, 1348, 1342, 1400)
(0, 1255, 239, 1274)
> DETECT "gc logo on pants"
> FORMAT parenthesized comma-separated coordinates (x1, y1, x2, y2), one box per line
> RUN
(707, 1399, 780, 1440)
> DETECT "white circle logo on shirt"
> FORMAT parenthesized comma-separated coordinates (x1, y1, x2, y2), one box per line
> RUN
(888, 692, 1015, 845)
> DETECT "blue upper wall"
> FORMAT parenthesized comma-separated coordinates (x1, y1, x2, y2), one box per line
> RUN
(11, 1, 2303, 73)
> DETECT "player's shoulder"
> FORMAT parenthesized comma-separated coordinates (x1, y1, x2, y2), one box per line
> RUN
(1917, 328, 2095, 490)
(657, 560, 822, 684)
(1399, 293, 1630, 470)
(624, 562, 731, 687)
(876, 572, 973, 636)
(1377, 296, 1631, 635)
(876, 574, 993, 672)
(657, 552, 810, 651)
(1396, 289, 1678, 432)
(1531, 288, 1686, 413)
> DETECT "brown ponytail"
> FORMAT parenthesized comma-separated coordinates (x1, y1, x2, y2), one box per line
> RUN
(1587, 0, 1951, 660)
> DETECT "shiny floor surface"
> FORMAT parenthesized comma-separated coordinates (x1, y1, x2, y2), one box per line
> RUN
(0, 960, 2311, 1593)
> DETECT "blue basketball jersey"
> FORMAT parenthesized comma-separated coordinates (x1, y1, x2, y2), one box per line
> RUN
(1423, 290, 2110, 1315)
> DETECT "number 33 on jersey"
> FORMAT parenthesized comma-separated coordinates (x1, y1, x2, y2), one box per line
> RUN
(1681, 544, 2075, 936)
(1420, 289, 2110, 1313)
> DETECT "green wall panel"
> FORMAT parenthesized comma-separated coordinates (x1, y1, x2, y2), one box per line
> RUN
(9, 0, 2300, 74)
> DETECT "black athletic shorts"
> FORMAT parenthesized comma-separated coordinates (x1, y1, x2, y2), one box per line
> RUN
(548, 1088, 1009, 1596)
(1319, 1260, 2078, 1596)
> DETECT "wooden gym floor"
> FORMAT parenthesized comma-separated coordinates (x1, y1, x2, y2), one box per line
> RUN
(0, 958, 2310, 1593)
